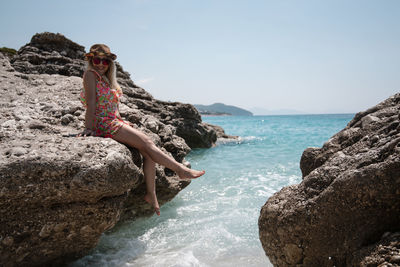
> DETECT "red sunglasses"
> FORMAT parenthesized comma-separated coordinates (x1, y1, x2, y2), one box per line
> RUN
(92, 57, 110, 66)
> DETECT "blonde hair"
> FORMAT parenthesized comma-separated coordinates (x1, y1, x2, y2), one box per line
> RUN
(86, 60, 121, 91)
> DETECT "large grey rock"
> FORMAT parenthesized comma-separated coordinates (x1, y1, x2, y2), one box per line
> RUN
(258, 93, 400, 266)
(0, 137, 139, 266)
(0, 32, 226, 266)
(10, 32, 217, 148)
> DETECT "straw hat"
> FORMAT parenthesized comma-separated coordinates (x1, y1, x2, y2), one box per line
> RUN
(84, 44, 117, 61)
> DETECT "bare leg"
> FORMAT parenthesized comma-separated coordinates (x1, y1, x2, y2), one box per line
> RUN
(113, 125, 205, 179)
(142, 151, 160, 216)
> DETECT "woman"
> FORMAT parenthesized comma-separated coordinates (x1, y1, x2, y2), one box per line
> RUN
(79, 44, 205, 216)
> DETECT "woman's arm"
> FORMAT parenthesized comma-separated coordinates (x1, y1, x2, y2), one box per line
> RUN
(82, 71, 97, 135)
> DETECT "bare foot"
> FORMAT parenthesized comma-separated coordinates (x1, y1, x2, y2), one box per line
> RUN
(177, 166, 205, 180)
(144, 193, 160, 216)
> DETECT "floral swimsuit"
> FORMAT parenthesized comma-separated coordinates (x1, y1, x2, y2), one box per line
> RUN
(80, 70, 128, 138)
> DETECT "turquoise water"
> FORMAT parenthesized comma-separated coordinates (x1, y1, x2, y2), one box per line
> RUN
(71, 114, 354, 267)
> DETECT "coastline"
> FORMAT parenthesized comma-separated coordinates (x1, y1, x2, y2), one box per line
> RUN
(71, 113, 355, 266)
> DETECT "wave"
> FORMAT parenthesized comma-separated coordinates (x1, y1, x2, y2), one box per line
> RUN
(216, 136, 263, 146)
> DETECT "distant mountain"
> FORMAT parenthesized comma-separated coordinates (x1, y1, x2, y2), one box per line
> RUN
(194, 103, 253, 116)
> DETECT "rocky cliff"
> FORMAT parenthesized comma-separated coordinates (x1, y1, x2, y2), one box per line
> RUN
(0, 32, 228, 266)
(258, 94, 400, 266)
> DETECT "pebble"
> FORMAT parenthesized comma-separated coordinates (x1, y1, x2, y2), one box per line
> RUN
(61, 114, 74, 125)
(45, 78, 56, 86)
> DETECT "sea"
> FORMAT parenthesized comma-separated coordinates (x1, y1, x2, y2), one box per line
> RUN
(70, 114, 354, 267)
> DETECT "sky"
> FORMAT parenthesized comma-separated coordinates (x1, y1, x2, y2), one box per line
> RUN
(1, 0, 399, 114)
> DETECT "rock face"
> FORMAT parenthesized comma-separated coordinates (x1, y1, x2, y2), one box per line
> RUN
(11, 32, 86, 77)
(0, 32, 229, 266)
(259, 93, 400, 266)
(9, 32, 217, 148)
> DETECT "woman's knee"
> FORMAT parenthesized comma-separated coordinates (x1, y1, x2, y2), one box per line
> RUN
(140, 135, 156, 150)
(141, 150, 151, 160)
(117, 125, 154, 150)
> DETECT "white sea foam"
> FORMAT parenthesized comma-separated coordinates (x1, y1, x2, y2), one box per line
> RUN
(216, 135, 264, 146)
(128, 250, 206, 267)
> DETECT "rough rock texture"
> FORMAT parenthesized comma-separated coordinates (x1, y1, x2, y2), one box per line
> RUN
(355, 232, 400, 267)
(0, 32, 230, 266)
(259, 93, 400, 266)
(10, 32, 217, 148)
(11, 32, 86, 77)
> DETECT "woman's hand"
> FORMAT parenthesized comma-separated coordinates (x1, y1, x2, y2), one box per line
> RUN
(77, 128, 95, 137)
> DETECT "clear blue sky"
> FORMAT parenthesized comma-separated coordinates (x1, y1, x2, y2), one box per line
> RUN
(1, 0, 399, 114)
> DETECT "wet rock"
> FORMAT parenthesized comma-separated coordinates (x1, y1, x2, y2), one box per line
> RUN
(259, 93, 400, 266)
(205, 123, 238, 139)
